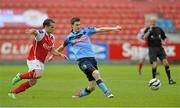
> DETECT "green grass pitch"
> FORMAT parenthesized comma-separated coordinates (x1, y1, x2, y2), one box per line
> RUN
(0, 64, 180, 107)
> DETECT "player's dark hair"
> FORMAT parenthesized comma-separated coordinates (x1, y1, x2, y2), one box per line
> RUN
(43, 18, 55, 27)
(70, 17, 80, 25)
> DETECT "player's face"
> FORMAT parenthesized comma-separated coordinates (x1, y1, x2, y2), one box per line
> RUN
(150, 19, 156, 27)
(46, 22, 55, 34)
(72, 21, 80, 33)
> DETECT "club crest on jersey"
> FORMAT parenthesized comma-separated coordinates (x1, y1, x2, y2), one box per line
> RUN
(43, 43, 52, 50)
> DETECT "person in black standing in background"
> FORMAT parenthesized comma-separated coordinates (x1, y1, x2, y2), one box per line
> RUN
(144, 18, 176, 85)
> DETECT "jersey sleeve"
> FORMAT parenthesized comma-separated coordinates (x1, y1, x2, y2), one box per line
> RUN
(85, 27, 96, 37)
(160, 28, 167, 40)
(35, 30, 45, 41)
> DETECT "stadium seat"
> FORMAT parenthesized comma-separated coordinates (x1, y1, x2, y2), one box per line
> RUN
(1, 0, 180, 43)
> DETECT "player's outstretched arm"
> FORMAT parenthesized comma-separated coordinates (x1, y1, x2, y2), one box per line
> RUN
(56, 44, 65, 52)
(47, 45, 66, 62)
(96, 26, 122, 33)
(49, 47, 68, 60)
(25, 29, 38, 36)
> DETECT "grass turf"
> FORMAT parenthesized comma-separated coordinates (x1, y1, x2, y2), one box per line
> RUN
(0, 64, 179, 107)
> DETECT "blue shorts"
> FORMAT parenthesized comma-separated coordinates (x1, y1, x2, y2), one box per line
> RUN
(78, 57, 98, 81)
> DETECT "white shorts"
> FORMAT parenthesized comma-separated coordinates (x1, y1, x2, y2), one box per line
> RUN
(139, 47, 149, 60)
(27, 59, 44, 72)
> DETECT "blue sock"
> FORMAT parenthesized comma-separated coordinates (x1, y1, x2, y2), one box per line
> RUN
(80, 88, 91, 97)
(96, 79, 109, 94)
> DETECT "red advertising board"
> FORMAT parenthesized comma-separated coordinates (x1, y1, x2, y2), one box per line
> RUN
(0, 40, 180, 61)
(109, 43, 180, 60)
(0, 39, 65, 61)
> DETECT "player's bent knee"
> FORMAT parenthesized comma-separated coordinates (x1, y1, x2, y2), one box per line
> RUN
(36, 76, 42, 79)
(162, 59, 169, 66)
(163, 62, 169, 66)
(92, 70, 101, 80)
(29, 79, 37, 86)
(92, 70, 100, 76)
(152, 65, 157, 69)
(152, 62, 157, 68)
(34, 70, 43, 79)
(152, 66, 157, 69)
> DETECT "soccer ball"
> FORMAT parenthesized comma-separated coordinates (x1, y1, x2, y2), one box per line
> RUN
(148, 78, 161, 90)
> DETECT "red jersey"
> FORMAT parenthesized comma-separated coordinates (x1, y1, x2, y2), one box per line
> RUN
(27, 29, 55, 63)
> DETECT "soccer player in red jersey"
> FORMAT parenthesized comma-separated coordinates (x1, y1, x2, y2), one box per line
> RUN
(137, 19, 150, 76)
(8, 18, 67, 99)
